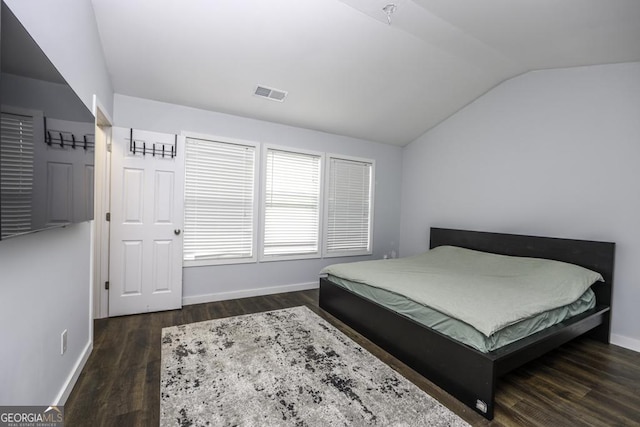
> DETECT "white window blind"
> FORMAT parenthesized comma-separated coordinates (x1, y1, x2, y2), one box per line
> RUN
(0, 113, 35, 239)
(263, 148, 321, 258)
(325, 157, 373, 256)
(184, 137, 256, 263)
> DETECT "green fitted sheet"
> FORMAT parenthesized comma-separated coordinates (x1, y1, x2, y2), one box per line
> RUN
(321, 246, 603, 337)
(326, 274, 596, 353)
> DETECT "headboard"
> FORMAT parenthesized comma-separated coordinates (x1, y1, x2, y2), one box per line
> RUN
(429, 227, 616, 307)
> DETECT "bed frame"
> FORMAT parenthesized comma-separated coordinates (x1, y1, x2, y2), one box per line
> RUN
(319, 227, 615, 420)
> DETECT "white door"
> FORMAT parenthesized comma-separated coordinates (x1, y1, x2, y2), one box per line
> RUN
(109, 127, 184, 316)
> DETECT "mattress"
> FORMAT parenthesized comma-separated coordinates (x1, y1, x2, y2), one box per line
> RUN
(321, 246, 602, 352)
(326, 274, 595, 352)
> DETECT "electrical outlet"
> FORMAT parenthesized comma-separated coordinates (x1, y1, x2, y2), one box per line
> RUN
(61, 330, 67, 355)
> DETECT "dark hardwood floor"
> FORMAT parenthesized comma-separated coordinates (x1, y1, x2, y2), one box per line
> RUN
(66, 290, 640, 426)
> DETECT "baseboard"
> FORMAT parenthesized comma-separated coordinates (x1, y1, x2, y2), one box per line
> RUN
(182, 282, 319, 306)
(54, 340, 93, 406)
(611, 333, 640, 353)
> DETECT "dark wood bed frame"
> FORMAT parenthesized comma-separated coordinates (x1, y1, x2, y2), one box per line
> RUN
(319, 227, 615, 420)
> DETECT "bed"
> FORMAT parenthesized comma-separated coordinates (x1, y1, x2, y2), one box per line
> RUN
(318, 227, 615, 420)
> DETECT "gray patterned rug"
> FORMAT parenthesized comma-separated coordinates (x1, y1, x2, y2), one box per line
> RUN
(160, 306, 469, 426)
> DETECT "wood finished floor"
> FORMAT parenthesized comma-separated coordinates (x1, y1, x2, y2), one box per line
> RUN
(66, 289, 640, 426)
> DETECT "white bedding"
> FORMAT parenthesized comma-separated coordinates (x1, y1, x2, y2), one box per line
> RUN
(320, 246, 603, 337)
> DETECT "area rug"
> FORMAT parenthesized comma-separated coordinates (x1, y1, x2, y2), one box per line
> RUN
(160, 306, 469, 426)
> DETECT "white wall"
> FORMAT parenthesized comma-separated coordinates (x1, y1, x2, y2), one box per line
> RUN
(0, 224, 92, 404)
(400, 62, 640, 351)
(0, 0, 113, 405)
(114, 94, 403, 302)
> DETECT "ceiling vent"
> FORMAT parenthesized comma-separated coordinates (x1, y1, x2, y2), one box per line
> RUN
(254, 85, 287, 102)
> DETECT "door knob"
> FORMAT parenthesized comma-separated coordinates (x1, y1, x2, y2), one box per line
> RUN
(174, 229, 181, 235)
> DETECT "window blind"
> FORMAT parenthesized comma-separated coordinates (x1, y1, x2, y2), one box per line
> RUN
(0, 113, 35, 238)
(263, 148, 321, 257)
(184, 137, 256, 262)
(325, 157, 373, 256)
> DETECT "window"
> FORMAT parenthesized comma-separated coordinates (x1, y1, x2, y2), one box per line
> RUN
(0, 112, 35, 238)
(183, 137, 257, 265)
(261, 148, 322, 259)
(324, 156, 374, 257)
(182, 137, 374, 265)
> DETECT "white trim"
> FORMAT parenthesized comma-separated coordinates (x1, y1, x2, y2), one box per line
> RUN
(184, 256, 256, 268)
(611, 333, 640, 353)
(259, 253, 322, 262)
(324, 152, 376, 165)
(54, 340, 93, 405)
(180, 130, 260, 149)
(182, 281, 318, 306)
(91, 96, 112, 319)
(92, 95, 113, 126)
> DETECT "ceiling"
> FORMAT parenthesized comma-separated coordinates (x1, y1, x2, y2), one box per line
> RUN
(90, 0, 640, 146)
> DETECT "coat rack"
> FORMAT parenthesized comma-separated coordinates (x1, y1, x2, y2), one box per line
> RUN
(44, 118, 95, 150)
(45, 130, 95, 150)
(129, 128, 177, 158)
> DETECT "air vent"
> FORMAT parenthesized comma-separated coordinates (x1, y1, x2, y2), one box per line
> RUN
(254, 85, 288, 102)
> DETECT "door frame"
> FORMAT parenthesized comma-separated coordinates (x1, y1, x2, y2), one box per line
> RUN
(92, 96, 112, 319)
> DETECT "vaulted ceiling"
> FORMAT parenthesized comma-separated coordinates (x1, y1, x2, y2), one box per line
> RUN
(91, 0, 640, 146)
